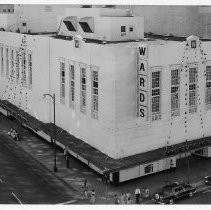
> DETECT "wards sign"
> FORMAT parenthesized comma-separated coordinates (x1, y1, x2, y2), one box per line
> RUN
(138, 45, 148, 120)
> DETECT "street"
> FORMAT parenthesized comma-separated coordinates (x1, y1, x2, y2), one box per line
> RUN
(178, 188, 211, 204)
(0, 135, 76, 204)
(1, 114, 211, 204)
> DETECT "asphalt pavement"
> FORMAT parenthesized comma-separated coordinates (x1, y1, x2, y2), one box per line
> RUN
(0, 113, 211, 204)
(0, 135, 77, 204)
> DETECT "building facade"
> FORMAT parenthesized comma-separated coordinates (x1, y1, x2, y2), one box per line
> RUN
(0, 8, 211, 182)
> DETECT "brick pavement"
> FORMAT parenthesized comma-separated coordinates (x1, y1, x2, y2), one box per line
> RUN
(0, 114, 211, 204)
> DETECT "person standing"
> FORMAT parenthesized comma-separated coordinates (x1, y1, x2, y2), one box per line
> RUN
(135, 187, 141, 204)
(114, 194, 120, 204)
(127, 197, 133, 204)
(90, 189, 96, 204)
(126, 191, 131, 204)
(120, 193, 126, 204)
(66, 154, 70, 168)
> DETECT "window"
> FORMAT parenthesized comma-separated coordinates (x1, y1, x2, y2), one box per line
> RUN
(206, 66, 211, 108)
(92, 69, 98, 119)
(121, 26, 126, 36)
(189, 67, 197, 113)
(69, 64, 75, 108)
(6, 48, 9, 78)
(3, 9, 6, 13)
(151, 71, 161, 121)
(144, 164, 153, 174)
(171, 69, 180, 117)
(191, 40, 196, 49)
(80, 67, 86, 113)
(28, 53, 32, 89)
(21, 52, 27, 86)
(10, 49, 15, 82)
(79, 22, 93, 33)
(129, 27, 133, 32)
(22, 22, 27, 26)
(60, 61, 65, 104)
(0, 46, 3, 75)
(121, 26, 126, 32)
(16, 50, 20, 84)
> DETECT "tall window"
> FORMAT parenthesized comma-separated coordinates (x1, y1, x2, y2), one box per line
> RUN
(16, 49, 20, 84)
(6, 47, 9, 78)
(1, 46, 4, 77)
(171, 69, 180, 117)
(10, 49, 15, 82)
(189, 67, 197, 113)
(60, 61, 65, 104)
(92, 69, 98, 119)
(69, 64, 75, 108)
(205, 66, 211, 108)
(28, 52, 32, 89)
(121, 26, 126, 36)
(151, 71, 161, 121)
(21, 52, 26, 86)
(80, 67, 86, 113)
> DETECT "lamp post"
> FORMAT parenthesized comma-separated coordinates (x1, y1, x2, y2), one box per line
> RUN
(43, 93, 57, 172)
(185, 140, 190, 184)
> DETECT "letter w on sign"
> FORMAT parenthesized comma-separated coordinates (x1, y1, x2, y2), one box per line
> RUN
(138, 45, 148, 59)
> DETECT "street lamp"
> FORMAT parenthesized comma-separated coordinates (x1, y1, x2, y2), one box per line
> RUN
(185, 140, 190, 184)
(43, 93, 57, 172)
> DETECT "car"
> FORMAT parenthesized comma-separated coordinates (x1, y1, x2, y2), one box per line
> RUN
(204, 176, 211, 185)
(153, 182, 196, 204)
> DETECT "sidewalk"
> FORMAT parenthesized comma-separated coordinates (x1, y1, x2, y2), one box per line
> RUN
(0, 114, 211, 204)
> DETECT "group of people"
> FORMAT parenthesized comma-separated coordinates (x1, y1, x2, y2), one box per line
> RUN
(8, 128, 20, 141)
(114, 191, 133, 204)
(81, 179, 96, 204)
(114, 188, 150, 204)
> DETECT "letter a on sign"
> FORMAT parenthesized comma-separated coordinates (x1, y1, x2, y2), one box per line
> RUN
(138, 44, 148, 59)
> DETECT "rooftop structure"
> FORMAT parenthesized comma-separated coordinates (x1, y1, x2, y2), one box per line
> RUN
(57, 8, 144, 41)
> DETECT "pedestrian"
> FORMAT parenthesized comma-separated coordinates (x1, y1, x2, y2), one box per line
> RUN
(145, 188, 150, 198)
(126, 191, 131, 204)
(114, 194, 120, 204)
(90, 189, 96, 204)
(66, 154, 70, 168)
(135, 187, 141, 204)
(120, 193, 126, 204)
(84, 179, 87, 188)
(127, 197, 133, 204)
(84, 188, 88, 199)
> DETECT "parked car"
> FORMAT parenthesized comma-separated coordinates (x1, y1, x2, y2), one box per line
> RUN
(153, 182, 196, 204)
(204, 176, 211, 185)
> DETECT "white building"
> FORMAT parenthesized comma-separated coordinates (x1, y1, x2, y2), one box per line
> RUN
(0, 4, 76, 33)
(0, 7, 210, 183)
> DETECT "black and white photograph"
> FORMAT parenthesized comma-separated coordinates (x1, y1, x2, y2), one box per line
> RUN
(0, 0, 211, 205)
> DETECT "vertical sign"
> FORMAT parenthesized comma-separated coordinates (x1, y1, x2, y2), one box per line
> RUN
(137, 44, 148, 120)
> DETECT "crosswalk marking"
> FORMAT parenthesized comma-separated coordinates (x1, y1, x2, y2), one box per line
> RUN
(56, 199, 77, 205)
(11, 192, 23, 204)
